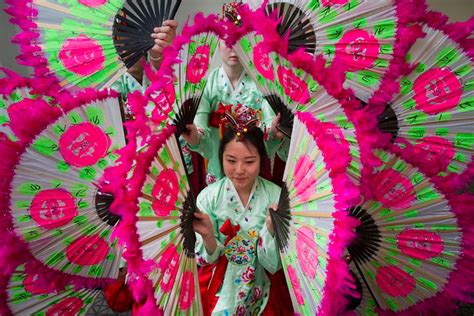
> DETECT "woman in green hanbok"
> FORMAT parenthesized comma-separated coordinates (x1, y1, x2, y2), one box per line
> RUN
(193, 105, 282, 315)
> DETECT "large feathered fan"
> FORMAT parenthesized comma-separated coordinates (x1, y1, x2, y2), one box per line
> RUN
(233, 33, 362, 180)
(146, 13, 221, 136)
(241, 0, 412, 102)
(135, 133, 202, 315)
(5, 0, 182, 90)
(4, 263, 100, 315)
(6, 92, 125, 280)
(106, 91, 202, 314)
(346, 150, 473, 314)
(376, 24, 474, 180)
(232, 31, 310, 138)
(269, 112, 359, 315)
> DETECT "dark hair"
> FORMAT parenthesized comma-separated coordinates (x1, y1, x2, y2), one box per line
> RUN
(218, 126, 268, 175)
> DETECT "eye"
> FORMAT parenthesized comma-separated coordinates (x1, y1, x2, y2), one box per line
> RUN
(245, 160, 256, 165)
(227, 159, 236, 164)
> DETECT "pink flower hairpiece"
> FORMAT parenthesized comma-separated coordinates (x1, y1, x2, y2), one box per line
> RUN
(223, 103, 262, 141)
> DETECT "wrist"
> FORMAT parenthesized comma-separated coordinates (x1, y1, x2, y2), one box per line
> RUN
(148, 52, 163, 62)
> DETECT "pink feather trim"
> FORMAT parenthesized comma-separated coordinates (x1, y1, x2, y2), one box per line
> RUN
(297, 111, 360, 315)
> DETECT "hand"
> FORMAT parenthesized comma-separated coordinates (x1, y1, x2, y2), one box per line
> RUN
(270, 113, 284, 140)
(193, 211, 214, 240)
(181, 124, 199, 146)
(149, 20, 178, 65)
(266, 204, 278, 237)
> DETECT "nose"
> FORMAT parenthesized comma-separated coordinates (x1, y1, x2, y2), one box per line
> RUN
(235, 162, 245, 175)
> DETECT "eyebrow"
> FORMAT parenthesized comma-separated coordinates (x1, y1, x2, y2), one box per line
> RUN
(224, 154, 257, 159)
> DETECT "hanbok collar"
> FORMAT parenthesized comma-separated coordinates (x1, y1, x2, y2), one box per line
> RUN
(226, 177, 258, 212)
(219, 67, 246, 97)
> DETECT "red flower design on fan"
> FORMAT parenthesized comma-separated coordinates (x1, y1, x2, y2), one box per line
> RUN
(414, 136, 455, 173)
(160, 250, 180, 293)
(58, 34, 105, 76)
(66, 234, 109, 266)
(152, 169, 179, 216)
(294, 155, 317, 202)
(179, 271, 194, 310)
(151, 83, 176, 122)
(413, 68, 462, 115)
(24, 273, 57, 295)
(376, 265, 416, 297)
(287, 265, 305, 305)
(296, 227, 318, 279)
(277, 66, 310, 104)
(157, 245, 178, 272)
(186, 45, 211, 83)
(253, 42, 274, 80)
(373, 169, 415, 210)
(335, 29, 379, 71)
(30, 189, 77, 230)
(46, 297, 84, 316)
(59, 122, 111, 167)
(397, 229, 444, 260)
(322, 0, 349, 5)
(78, 0, 107, 7)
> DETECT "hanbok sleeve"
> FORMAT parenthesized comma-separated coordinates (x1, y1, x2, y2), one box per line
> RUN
(257, 224, 282, 274)
(261, 100, 289, 161)
(195, 187, 225, 265)
(187, 83, 214, 159)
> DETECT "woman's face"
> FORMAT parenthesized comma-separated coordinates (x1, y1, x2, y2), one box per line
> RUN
(223, 138, 261, 193)
(219, 40, 241, 68)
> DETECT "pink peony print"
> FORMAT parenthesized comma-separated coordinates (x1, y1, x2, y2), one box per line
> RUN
(413, 68, 462, 115)
(376, 265, 416, 297)
(66, 235, 109, 266)
(78, 0, 107, 7)
(335, 29, 380, 71)
(58, 34, 105, 76)
(30, 189, 77, 230)
(253, 42, 274, 80)
(59, 122, 111, 167)
(296, 227, 319, 279)
(152, 169, 179, 216)
(373, 169, 414, 210)
(414, 136, 455, 173)
(277, 66, 310, 104)
(294, 155, 317, 202)
(186, 45, 211, 84)
(397, 229, 444, 260)
(46, 297, 84, 316)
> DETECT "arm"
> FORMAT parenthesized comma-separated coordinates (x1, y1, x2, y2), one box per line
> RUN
(257, 209, 282, 274)
(194, 190, 225, 265)
(261, 100, 289, 161)
(183, 81, 215, 159)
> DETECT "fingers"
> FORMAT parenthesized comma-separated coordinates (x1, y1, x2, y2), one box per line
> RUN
(193, 212, 207, 219)
(163, 19, 178, 29)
